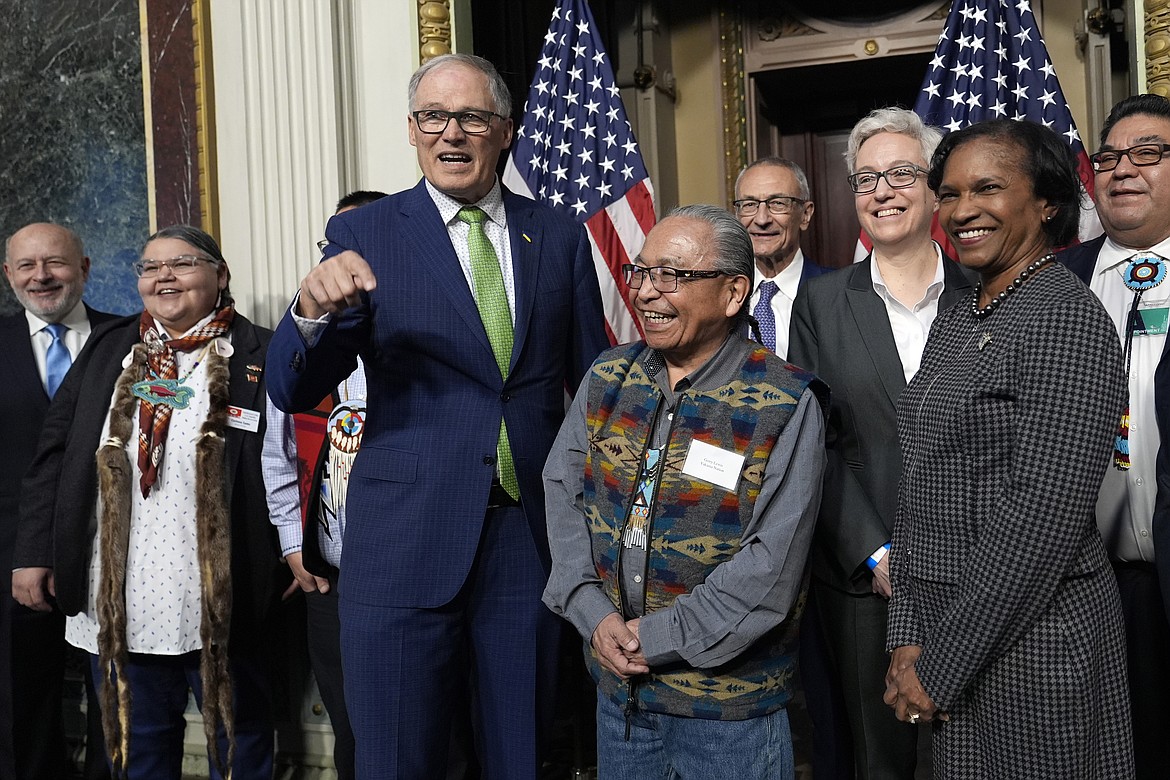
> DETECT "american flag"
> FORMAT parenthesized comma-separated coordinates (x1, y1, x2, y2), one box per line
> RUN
(914, 0, 1099, 241)
(502, 0, 655, 344)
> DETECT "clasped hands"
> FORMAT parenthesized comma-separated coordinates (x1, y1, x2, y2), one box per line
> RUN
(884, 644, 946, 724)
(591, 612, 649, 679)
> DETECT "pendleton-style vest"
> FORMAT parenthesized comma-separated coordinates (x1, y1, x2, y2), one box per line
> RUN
(583, 340, 818, 720)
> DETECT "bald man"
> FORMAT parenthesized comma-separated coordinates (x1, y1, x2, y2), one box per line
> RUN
(1, 223, 116, 779)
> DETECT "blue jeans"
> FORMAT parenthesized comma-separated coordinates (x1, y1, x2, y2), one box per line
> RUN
(595, 690, 794, 779)
(89, 651, 273, 780)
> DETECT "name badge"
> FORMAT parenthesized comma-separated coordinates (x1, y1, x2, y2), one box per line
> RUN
(1134, 305, 1169, 337)
(226, 405, 261, 433)
(681, 439, 744, 492)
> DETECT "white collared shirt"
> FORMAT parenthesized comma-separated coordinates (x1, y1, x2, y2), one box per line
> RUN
(1090, 236, 1170, 562)
(870, 245, 946, 384)
(424, 179, 516, 321)
(23, 300, 92, 393)
(749, 249, 806, 360)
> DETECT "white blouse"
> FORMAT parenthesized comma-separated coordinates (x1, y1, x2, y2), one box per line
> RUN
(66, 325, 230, 656)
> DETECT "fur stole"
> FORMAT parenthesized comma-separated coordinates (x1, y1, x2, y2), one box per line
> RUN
(95, 341, 235, 777)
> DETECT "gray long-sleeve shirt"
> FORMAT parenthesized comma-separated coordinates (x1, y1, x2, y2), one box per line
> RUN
(542, 334, 826, 670)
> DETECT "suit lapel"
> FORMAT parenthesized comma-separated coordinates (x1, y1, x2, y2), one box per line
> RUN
(399, 184, 495, 357)
(223, 319, 265, 510)
(505, 193, 540, 374)
(4, 316, 50, 411)
(845, 259, 907, 408)
(939, 254, 976, 311)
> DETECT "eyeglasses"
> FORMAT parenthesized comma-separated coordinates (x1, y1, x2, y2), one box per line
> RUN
(132, 255, 217, 278)
(316, 239, 329, 253)
(622, 263, 727, 293)
(411, 109, 503, 135)
(1089, 144, 1170, 172)
(847, 165, 926, 194)
(732, 196, 806, 217)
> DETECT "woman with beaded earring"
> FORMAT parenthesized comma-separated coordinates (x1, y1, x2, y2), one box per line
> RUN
(883, 119, 1134, 778)
(12, 225, 294, 779)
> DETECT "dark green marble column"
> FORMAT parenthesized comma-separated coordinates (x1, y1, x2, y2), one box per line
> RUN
(0, 0, 147, 316)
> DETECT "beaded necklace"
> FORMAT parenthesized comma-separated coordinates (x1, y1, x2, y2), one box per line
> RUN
(970, 253, 1055, 319)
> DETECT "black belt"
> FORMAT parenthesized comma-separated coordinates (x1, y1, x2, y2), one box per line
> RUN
(487, 481, 520, 509)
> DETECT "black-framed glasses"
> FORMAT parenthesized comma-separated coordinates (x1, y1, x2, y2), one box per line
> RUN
(411, 109, 502, 135)
(132, 255, 217, 278)
(732, 196, 806, 217)
(1090, 144, 1170, 172)
(847, 165, 926, 194)
(622, 263, 727, 293)
(316, 239, 329, 253)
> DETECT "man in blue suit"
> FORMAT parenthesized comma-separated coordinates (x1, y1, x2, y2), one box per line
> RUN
(266, 53, 609, 779)
(1057, 93, 1170, 780)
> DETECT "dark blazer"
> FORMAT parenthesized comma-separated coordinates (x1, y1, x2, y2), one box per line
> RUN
(301, 389, 341, 579)
(0, 305, 118, 554)
(801, 255, 832, 283)
(266, 179, 610, 609)
(13, 314, 283, 647)
(789, 255, 975, 594)
(0, 304, 117, 779)
(1060, 236, 1170, 617)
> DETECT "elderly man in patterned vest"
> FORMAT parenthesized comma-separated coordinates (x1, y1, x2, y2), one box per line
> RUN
(543, 204, 828, 779)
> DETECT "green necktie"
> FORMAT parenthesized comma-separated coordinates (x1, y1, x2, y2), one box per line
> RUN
(457, 206, 519, 500)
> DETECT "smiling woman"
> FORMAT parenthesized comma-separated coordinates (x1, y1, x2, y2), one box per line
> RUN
(786, 107, 968, 778)
(12, 224, 295, 780)
(885, 120, 1133, 778)
(136, 233, 229, 335)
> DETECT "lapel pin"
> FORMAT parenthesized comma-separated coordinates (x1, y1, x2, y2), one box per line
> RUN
(978, 332, 993, 351)
(522, 233, 532, 243)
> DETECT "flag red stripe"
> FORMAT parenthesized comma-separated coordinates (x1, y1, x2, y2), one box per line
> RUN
(586, 208, 642, 340)
(624, 180, 656, 236)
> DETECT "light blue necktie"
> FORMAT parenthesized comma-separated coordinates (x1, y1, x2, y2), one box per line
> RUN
(754, 280, 779, 353)
(44, 323, 71, 398)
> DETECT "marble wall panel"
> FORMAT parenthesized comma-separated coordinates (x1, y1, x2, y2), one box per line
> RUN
(0, 0, 146, 316)
(147, 0, 201, 230)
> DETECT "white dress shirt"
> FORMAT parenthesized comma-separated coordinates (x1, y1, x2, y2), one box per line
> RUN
(749, 249, 806, 360)
(23, 299, 92, 391)
(870, 245, 946, 385)
(1090, 236, 1170, 562)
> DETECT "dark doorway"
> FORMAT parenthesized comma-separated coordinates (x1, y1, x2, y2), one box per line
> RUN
(751, 52, 932, 268)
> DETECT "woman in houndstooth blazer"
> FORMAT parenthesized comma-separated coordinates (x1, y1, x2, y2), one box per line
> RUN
(884, 119, 1134, 777)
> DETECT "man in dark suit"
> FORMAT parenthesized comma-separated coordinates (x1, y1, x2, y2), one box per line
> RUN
(733, 157, 829, 360)
(266, 53, 609, 779)
(1, 222, 115, 780)
(1057, 93, 1170, 780)
(788, 108, 974, 779)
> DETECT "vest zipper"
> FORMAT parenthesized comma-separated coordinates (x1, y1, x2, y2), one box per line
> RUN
(640, 392, 679, 617)
(615, 389, 679, 739)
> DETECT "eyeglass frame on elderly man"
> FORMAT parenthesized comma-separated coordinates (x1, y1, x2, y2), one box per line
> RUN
(1089, 143, 1170, 172)
(732, 196, 807, 217)
(411, 109, 504, 135)
(846, 165, 927, 194)
(132, 255, 218, 278)
(622, 263, 730, 293)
